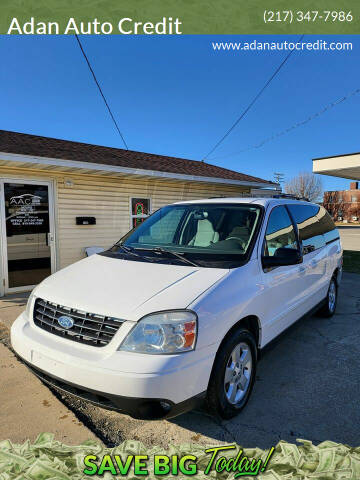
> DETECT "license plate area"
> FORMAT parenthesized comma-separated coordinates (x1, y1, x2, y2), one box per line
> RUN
(31, 350, 64, 374)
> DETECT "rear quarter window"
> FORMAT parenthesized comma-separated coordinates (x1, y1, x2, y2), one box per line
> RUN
(316, 206, 340, 244)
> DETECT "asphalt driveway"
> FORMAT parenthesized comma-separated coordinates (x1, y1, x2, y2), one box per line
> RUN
(1, 272, 359, 448)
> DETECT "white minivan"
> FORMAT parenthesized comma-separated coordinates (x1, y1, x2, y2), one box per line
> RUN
(11, 198, 342, 420)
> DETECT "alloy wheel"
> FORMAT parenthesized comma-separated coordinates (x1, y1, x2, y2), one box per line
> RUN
(328, 280, 336, 313)
(224, 342, 253, 405)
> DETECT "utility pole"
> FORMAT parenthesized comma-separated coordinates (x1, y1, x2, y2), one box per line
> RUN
(273, 172, 285, 189)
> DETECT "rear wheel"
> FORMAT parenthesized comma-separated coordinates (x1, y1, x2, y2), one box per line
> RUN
(206, 328, 257, 419)
(317, 276, 337, 318)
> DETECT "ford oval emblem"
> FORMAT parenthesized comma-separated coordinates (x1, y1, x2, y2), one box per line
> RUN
(58, 315, 74, 329)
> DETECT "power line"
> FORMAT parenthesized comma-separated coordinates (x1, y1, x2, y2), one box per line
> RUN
(201, 34, 304, 161)
(75, 34, 129, 150)
(210, 86, 360, 160)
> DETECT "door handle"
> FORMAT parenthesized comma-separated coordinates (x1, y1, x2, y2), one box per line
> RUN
(310, 259, 318, 268)
(298, 266, 306, 274)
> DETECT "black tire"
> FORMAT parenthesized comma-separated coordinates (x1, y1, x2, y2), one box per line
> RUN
(206, 328, 257, 419)
(317, 276, 338, 318)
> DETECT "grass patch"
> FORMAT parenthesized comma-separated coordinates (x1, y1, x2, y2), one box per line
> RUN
(343, 250, 360, 274)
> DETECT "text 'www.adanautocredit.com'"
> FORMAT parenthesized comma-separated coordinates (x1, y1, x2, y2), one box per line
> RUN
(212, 40, 353, 52)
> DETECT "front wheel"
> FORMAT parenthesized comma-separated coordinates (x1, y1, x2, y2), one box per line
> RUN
(317, 276, 337, 318)
(206, 328, 257, 419)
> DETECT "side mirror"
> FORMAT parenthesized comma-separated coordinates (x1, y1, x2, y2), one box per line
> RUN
(262, 247, 302, 268)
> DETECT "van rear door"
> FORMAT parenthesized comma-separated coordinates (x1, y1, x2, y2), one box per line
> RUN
(287, 204, 329, 308)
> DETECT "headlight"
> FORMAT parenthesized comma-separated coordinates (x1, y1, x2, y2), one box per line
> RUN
(119, 311, 197, 354)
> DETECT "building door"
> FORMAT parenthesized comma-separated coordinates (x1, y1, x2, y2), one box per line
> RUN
(0, 179, 56, 295)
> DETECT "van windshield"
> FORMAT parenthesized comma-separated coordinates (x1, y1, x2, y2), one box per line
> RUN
(111, 203, 262, 266)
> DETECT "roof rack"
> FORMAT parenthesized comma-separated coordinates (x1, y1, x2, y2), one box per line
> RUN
(208, 193, 310, 201)
(271, 193, 310, 201)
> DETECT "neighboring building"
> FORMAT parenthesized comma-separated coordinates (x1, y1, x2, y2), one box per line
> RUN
(323, 182, 360, 223)
(0, 130, 278, 296)
(313, 151, 360, 223)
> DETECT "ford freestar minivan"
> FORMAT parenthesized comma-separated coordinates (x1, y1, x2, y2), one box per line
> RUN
(11, 198, 342, 420)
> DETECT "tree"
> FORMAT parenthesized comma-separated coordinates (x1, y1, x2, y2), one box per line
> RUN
(285, 172, 323, 202)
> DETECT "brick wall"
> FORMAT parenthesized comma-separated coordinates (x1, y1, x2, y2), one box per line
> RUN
(323, 183, 360, 222)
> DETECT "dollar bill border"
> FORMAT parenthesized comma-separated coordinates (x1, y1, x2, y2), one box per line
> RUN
(0, 433, 359, 479)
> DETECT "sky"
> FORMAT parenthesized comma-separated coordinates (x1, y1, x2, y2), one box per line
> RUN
(1, 34, 359, 192)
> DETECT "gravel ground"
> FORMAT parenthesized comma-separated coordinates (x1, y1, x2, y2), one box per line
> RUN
(54, 392, 229, 448)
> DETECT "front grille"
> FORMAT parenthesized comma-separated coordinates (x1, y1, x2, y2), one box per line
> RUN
(33, 298, 124, 347)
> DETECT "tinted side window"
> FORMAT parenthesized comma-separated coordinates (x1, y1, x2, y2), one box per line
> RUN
(316, 206, 340, 244)
(287, 204, 325, 254)
(264, 206, 298, 256)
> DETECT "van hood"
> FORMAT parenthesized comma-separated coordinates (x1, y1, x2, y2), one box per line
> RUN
(34, 254, 229, 320)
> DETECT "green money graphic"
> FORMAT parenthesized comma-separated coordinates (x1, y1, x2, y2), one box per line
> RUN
(0, 434, 360, 479)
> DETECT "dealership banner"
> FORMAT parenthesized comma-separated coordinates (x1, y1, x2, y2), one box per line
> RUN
(1, 0, 360, 34)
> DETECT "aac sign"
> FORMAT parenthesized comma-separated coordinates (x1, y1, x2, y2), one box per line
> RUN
(10, 194, 41, 206)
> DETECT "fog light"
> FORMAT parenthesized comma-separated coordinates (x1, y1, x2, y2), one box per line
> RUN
(160, 401, 172, 411)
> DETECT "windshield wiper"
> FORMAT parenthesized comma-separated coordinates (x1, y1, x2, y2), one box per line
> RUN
(134, 247, 200, 267)
(116, 244, 155, 262)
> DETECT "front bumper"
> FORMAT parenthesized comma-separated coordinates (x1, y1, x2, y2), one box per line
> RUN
(22, 360, 206, 419)
(11, 312, 215, 419)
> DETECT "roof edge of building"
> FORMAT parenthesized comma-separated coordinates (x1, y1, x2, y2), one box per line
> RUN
(0, 130, 276, 186)
(0, 151, 279, 189)
(313, 152, 360, 161)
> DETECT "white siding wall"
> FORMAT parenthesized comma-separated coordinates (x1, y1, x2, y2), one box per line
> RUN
(0, 167, 250, 270)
